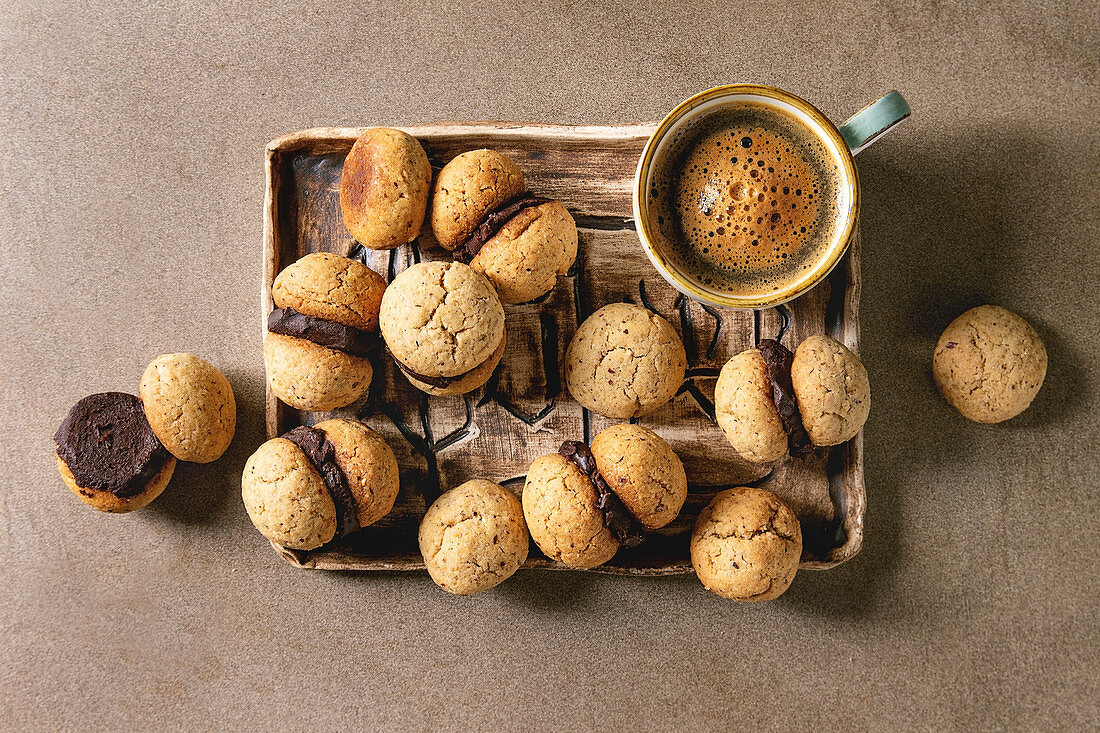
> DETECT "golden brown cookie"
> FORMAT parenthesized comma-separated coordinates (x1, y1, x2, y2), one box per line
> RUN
(469, 200, 578, 304)
(339, 128, 432, 250)
(418, 479, 529, 595)
(379, 261, 506, 395)
(589, 424, 687, 530)
(263, 333, 373, 412)
(790, 334, 870, 446)
(932, 305, 1047, 423)
(565, 303, 687, 419)
(314, 418, 400, 528)
(139, 353, 235, 463)
(266, 253, 384, 411)
(241, 437, 337, 550)
(714, 348, 789, 463)
(54, 392, 177, 513)
(691, 487, 802, 601)
(430, 149, 525, 250)
(522, 453, 619, 569)
(271, 252, 386, 332)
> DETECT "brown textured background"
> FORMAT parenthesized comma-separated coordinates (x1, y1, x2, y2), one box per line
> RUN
(1, 1, 1097, 729)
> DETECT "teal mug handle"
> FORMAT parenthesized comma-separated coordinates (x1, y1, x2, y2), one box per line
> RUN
(839, 90, 911, 155)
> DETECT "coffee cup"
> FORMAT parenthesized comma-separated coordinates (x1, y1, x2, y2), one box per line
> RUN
(634, 85, 909, 309)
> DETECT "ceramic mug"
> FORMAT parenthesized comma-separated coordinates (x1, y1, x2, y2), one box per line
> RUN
(633, 85, 910, 309)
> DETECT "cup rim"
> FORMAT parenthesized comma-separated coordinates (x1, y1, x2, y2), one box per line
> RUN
(633, 84, 860, 310)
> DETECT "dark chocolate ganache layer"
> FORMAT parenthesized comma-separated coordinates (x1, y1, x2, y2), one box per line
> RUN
(54, 392, 170, 498)
(453, 194, 550, 264)
(758, 338, 812, 456)
(268, 307, 375, 357)
(283, 425, 360, 538)
(558, 440, 645, 548)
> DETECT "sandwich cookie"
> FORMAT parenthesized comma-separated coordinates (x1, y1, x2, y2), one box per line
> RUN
(564, 302, 687, 419)
(430, 149, 578, 304)
(691, 486, 802, 601)
(241, 419, 399, 550)
(55, 392, 176, 513)
(418, 479, 529, 595)
(932, 305, 1046, 423)
(714, 335, 869, 462)
(339, 128, 432, 250)
(265, 252, 387, 411)
(379, 260, 506, 396)
(521, 425, 687, 569)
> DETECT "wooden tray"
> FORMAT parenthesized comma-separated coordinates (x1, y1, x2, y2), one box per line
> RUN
(262, 123, 865, 574)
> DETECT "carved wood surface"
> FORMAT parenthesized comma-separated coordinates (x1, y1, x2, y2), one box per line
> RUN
(262, 123, 865, 574)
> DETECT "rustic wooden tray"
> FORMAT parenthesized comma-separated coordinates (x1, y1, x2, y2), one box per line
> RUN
(262, 123, 865, 574)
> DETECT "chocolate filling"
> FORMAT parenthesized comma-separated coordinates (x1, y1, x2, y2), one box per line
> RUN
(758, 339, 812, 456)
(283, 426, 360, 538)
(54, 392, 170, 498)
(452, 194, 550, 264)
(389, 343, 497, 390)
(559, 441, 645, 548)
(268, 307, 375, 357)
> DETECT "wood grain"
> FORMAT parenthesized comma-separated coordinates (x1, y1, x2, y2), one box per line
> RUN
(262, 123, 865, 574)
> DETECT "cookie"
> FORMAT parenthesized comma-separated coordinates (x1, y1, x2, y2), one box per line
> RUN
(241, 419, 399, 550)
(139, 353, 235, 463)
(589, 424, 687, 530)
(714, 348, 787, 463)
(790, 334, 871, 446)
(430, 149, 526, 250)
(266, 253, 385, 411)
(522, 429, 686, 569)
(564, 303, 687, 419)
(715, 336, 864, 455)
(466, 200, 578, 304)
(418, 479, 529, 595)
(55, 392, 177, 513)
(690, 487, 802, 601)
(932, 305, 1047, 423)
(522, 452, 619, 569)
(379, 261, 506, 396)
(339, 128, 432, 250)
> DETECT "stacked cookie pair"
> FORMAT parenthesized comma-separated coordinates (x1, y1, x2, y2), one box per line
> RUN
(54, 354, 236, 512)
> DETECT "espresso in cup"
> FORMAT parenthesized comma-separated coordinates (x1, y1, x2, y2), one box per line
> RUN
(646, 101, 847, 296)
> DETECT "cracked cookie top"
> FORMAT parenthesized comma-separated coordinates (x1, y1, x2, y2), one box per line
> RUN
(589, 424, 687, 530)
(690, 486, 802, 601)
(379, 261, 505, 378)
(564, 303, 687, 419)
(418, 479, 529, 595)
(932, 305, 1046, 424)
(272, 252, 387, 332)
(790, 334, 870, 446)
(522, 453, 619, 569)
(430, 149, 526, 250)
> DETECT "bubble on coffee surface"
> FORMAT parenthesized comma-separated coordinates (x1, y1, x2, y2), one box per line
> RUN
(648, 103, 843, 295)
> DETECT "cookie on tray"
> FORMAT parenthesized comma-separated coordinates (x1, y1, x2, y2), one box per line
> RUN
(522, 426, 686, 569)
(379, 260, 506, 396)
(715, 335, 869, 461)
(55, 392, 176, 513)
(418, 479, 529, 595)
(140, 353, 235, 463)
(691, 487, 802, 601)
(431, 149, 578, 304)
(340, 128, 432, 250)
(241, 419, 399, 550)
(932, 305, 1046, 423)
(564, 303, 687, 419)
(265, 252, 386, 411)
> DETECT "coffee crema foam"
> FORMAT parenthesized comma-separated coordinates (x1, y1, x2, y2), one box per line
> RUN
(647, 102, 844, 295)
